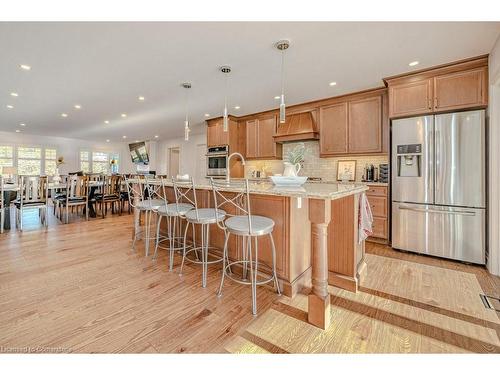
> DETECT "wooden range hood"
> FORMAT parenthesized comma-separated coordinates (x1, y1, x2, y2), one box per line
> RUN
(273, 111, 319, 143)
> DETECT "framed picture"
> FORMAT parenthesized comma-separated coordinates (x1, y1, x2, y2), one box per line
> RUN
(337, 160, 356, 181)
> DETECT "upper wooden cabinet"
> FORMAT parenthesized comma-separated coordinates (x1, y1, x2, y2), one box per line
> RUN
(388, 78, 433, 118)
(319, 103, 348, 155)
(319, 90, 386, 157)
(348, 96, 382, 153)
(245, 114, 282, 159)
(385, 56, 488, 118)
(433, 68, 487, 112)
(206, 118, 229, 147)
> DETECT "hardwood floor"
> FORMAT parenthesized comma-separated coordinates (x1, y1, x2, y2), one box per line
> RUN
(0, 212, 499, 353)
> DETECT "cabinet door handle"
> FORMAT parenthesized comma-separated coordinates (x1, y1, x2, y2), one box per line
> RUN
(428, 98, 432, 110)
(434, 97, 438, 108)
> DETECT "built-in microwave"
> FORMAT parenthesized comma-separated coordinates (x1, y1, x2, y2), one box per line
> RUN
(206, 145, 228, 177)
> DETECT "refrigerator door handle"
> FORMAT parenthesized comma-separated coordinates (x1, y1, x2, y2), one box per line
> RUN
(398, 205, 476, 216)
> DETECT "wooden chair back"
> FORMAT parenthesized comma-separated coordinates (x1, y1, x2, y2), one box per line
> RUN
(18, 176, 49, 206)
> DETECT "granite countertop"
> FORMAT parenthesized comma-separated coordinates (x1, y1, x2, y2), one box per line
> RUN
(137, 178, 368, 200)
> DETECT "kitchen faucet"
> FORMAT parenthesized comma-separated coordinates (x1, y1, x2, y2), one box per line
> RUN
(226, 152, 246, 182)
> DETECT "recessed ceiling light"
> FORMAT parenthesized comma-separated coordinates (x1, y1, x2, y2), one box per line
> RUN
(19, 123, 26, 127)
(234, 106, 240, 110)
(204, 113, 210, 117)
(154, 135, 159, 138)
(6, 105, 14, 109)
(61, 113, 68, 117)
(15, 129, 21, 133)
(135, 140, 139, 142)
(104, 120, 109, 124)
(19, 64, 31, 71)
(122, 135, 127, 139)
(121, 113, 127, 118)
(10, 92, 19, 97)
(138, 96, 145, 101)
(274, 96, 280, 100)
(329, 82, 337, 86)
(409, 61, 419, 67)
(74, 104, 81, 109)
(106, 139, 110, 143)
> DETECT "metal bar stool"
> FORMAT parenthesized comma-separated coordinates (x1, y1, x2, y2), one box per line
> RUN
(210, 178, 281, 315)
(153, 176, 194, 270)
(124, 175, 163, 256)
(178, 177, 227, 288)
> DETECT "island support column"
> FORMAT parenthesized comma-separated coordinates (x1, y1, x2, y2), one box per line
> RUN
(308, 198, 331, 329)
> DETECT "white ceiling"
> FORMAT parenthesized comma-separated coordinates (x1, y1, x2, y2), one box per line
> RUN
(1, 22, 499, 142)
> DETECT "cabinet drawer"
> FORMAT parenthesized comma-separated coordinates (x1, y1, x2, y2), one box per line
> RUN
(366, 185, 387, 197)
(371, 217, 388, 239)
(368, 196, 387, 217)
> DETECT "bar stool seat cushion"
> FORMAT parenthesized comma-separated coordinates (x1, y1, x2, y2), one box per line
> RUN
(157, 202, 194, 216)
(225, 215, 275, 236)
(185, 208, 226, 224)
(137, 199, 164, 210)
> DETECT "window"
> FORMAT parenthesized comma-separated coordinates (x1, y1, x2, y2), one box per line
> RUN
(92, 152, 109, 174)
(0, 145, 14, 171)
(80, 150, 119, 174)
(80, 151, 90, 173)
(18, 146, 42, 175)
(44, 148, 57, 176)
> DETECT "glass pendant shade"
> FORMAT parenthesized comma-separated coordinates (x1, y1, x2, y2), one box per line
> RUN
(184, 119, 190, 141)
(223, 107, 228, 132)
(279, 94, 286, 123)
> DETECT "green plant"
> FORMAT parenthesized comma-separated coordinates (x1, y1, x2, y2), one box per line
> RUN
(284, 142, 305, 164)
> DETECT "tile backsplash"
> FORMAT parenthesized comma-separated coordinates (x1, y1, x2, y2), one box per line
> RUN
(245, 141, 388, 182)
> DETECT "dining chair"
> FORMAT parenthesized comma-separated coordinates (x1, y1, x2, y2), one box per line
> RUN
(14, 175, 49, 231)
(210, 178, 281, 315)
(154, 176, 195, 271)
(178, 177, 226, 287)
(97, 175, 122, 216)
(124, 175, 164, 255)
(57, 175, 89, 223)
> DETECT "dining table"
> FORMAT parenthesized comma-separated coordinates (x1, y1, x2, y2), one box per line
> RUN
(1, 180, 107, 229)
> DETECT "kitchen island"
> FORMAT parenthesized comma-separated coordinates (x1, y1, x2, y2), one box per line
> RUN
(138, 179, 368, 329)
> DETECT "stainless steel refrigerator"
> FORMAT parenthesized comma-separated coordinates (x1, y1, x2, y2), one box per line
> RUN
(391, 110, 486, 264)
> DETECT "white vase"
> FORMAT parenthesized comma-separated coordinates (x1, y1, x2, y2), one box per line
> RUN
(283, 162, 301, 177)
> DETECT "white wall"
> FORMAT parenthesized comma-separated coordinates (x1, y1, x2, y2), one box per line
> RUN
(0, 131, 137, 174)
(488, 35, 500, 276)
(156, 131, 207, 178)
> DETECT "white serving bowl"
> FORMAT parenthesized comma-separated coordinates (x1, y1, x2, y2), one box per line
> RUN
(270, 176, 308, 186)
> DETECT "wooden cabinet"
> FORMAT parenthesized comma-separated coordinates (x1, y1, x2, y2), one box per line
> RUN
(348, 96, 382, 153)
(319, 103, 348, 155)
(206, 119, 228, 147)
(245, 119, 258, 158)
(386, 57, 488, 118)
(365, 184, 388, 242)
(320, 90, 385, 157)
(388, 78, 433, 118)
(245, 114, 282, 159)
(433, 68, 487, 112)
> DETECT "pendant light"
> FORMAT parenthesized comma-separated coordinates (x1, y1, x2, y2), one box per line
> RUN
(275, 39, 290, 124)
(182, 82, 191, 141)
(220, 65, 231, 132)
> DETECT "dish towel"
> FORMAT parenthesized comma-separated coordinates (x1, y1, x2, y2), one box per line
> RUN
(358, 192, 373, 244)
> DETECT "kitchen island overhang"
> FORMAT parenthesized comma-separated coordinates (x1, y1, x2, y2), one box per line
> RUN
(134, 179, 369, 330)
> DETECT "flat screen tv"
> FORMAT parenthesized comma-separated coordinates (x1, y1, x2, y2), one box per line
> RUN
(129, 141, 149, 165)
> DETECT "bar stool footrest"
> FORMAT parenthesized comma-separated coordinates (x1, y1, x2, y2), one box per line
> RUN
(223, 260, 275, 286)
(183, 247, 223, 265)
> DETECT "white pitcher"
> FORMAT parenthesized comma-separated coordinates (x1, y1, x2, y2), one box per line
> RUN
(283, 162, 301, 177)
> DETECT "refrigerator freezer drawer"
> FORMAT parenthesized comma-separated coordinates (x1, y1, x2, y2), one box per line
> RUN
(392, 203, 485, 264)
